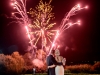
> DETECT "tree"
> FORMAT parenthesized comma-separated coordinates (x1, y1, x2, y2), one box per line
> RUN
(0, 53, 6, 74)
(4, 51, 25, 74)
(11, 51, 25, 73)
(0, 53, 5, 65)
(23, 52, 33, 70)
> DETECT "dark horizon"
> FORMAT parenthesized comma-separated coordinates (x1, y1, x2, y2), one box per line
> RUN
(0, 0, 100, 62)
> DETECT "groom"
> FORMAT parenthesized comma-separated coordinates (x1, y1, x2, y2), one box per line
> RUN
(46, 50, 57, 75)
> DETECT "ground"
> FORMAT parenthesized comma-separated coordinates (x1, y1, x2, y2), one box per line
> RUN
(23, 73, 100, 75)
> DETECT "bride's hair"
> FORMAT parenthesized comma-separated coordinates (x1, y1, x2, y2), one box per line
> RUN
(51, 50, 55, 54)
(55, 49, 60, 55)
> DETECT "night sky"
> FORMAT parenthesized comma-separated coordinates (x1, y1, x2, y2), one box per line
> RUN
(0, 0, 100, 62)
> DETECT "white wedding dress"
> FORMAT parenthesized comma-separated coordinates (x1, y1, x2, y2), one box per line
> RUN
(55, 62, 64, 75)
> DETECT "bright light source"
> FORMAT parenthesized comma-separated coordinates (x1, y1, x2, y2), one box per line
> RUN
(77, 4, 80, 8)
(78, 22, 81, 25)
(69, 23, 72, 25)
(85, 6, 88, 9)
(78, 20, 80, 23)
(11, 3, 14, 6)
(77, 20, 81, 25)
(52, 43, 55, 47)
(12, 13, 14, 15)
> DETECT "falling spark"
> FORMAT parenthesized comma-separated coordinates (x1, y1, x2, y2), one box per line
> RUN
(85, 6, 88, 9)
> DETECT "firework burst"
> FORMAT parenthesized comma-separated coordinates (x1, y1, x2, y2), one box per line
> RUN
(28, 0, 57, 50)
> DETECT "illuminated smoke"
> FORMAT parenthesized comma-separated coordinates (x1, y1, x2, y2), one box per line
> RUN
(32, 59, 44, 68)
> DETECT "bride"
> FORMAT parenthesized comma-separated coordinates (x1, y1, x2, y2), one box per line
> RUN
(48, 49, 66, 75)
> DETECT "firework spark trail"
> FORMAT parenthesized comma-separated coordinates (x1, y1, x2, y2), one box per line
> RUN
(25, 26, 33, 45)
(59, 4, 81, 31)
(48, 30, 59, 55)
(48, 4, 88, 55)
(61, 21, 81, 34)
(34, 32, 41, 46)
(60, 4, 87, 33)
(11, 0, 33, 45)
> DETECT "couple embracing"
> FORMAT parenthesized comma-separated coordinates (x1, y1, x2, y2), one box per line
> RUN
(46, 49, 66, 75)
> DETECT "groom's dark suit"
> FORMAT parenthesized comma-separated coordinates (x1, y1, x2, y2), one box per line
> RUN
(46, 55, 57, 75)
